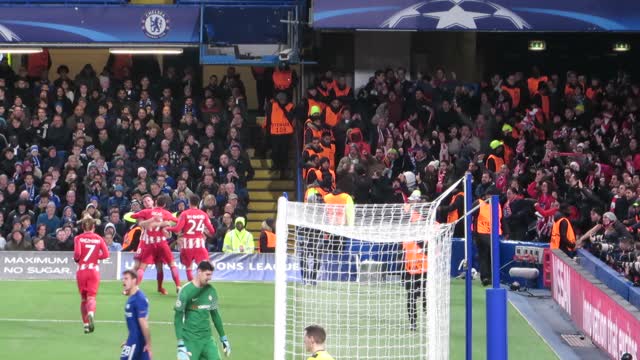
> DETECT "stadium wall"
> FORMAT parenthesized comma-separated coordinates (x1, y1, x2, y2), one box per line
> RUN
(576, 249, 640, 310)
(551, 250, 640, 359)
(0, 239, 548, 285)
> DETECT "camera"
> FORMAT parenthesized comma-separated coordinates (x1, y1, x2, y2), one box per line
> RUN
(593, 242, 617, 253)
(278, 48, 297, 62)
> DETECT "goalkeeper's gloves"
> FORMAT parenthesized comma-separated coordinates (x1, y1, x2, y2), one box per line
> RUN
(177, 340, 191, 360)
(221, 335, 231, 356)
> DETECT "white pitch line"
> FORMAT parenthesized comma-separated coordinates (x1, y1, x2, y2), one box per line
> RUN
(0, 318, 272, 328)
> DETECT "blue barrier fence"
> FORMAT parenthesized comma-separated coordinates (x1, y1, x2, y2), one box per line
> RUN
(577, 249, 640, 310)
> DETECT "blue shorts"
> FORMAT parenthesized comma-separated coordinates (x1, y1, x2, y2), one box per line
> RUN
(120, 340, 150, 360)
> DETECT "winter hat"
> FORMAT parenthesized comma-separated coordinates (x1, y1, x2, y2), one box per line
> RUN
(403, 171, 416, 190)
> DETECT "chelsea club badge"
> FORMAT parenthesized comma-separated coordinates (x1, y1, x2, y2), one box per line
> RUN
(141, 10, 170, 39)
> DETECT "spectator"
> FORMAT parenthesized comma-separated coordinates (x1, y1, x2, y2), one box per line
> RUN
(47, 227, 74, 251)
(36, 201, 61, 236)
(5, 230, 31, 251)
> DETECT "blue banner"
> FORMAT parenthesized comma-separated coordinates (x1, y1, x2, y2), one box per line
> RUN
(120, 252, 302, 282)
(312, 0, 640, 31)
(0, 6, 199, 43)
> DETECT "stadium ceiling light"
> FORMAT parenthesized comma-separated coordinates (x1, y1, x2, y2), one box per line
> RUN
(612, 42, 631, 52)
(0, 47, 43, 54)
(528, 40, 546, 52)
(109, 48, 183, 55)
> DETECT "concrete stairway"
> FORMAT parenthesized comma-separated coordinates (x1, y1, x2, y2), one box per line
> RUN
(246, 158, 296, 242)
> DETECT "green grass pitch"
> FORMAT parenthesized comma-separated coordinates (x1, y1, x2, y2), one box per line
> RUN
(0, 280, 557, 359)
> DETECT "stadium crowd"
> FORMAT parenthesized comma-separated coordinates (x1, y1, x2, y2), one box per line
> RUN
(2, 51, 640, 283)
(0, 56, 260, 253)
(296, 67, 640, 283)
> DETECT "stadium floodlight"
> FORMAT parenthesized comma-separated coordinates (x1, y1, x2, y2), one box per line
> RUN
(274, 179, 469, 360)
(528, 40, 546, 51)
(0, 47, 43, 54)
(109, 48, 183, 55)
(613, 42, 631, 52)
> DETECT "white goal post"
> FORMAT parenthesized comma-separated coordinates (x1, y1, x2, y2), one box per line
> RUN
(273, 178, 464, 360)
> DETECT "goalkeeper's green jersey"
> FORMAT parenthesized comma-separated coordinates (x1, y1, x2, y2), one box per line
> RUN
(174, 282, 220, 340)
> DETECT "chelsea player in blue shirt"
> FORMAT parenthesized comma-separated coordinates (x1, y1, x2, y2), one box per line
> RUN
(120, 270, 152, 360)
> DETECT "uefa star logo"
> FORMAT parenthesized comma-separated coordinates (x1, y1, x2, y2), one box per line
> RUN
(381, 0, 530, 30)
(141, 9, 170, 39)
(0, 24, 21, 42)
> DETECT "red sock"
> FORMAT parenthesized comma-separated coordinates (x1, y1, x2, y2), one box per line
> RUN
(86, 297, 96, 315)
(186, 266, 193, 281)
(136, 268, 145, 285)
(80, 299, 88, 324)
(170, 266, 181, 287)
(157, 269, 164, 290)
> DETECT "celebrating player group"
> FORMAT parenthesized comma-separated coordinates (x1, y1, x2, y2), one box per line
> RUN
(73, 194, 230, 360)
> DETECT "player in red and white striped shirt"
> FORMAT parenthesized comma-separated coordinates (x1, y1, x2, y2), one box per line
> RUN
(131, 194, 181, 294)
(73, 216, 109, 334)
(166, 194, 215, 281)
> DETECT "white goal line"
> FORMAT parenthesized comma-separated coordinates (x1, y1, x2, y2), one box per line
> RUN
(0, 317, 271, 328)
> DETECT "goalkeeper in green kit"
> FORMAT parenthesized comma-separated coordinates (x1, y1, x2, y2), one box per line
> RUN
(174, 261, 231, 360)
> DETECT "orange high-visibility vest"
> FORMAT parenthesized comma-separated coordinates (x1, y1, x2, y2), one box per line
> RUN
(501, 85, 521, 108)
(540, 95, 550, 120)
(304, 186, 328, 203)
(304, 119, 322, 142)
(477, 199, 503, 235)
(122, 226, 142, 251)
(486, 154, 505, 172)
(273, 69, 293, 90)
(323, 192, 352, 225)
(317, 87, 330, 98)
(447, 192, 464, 223)
(325, 106, 342, 127)
(333, 85, 351, 98)
(403, 241, 428, 274)
(313, 169, 336, 191)
(527, 76, 548, 96)
(265, 230, 276, 249)
(302, 146, 322, 179)
(320, 142, 336, 170)
(270, 101, 294, 135)
(550, 217, 576, 250)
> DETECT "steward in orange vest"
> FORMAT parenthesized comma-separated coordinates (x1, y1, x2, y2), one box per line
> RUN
(527, 67, 548, 96)
(317, 78, 332, 103)
(439, 191, 465, 237)
(330, 76, 353, 105)
(324, 98, 343, 128)
(550, 205, 576, 257)
(501, 75, 521, 109)
(272, 62, 297, 99)
(313, 157, 336, 193)
(403, 238, 427, 331)
(323, 189, 354, 226)
(486, 140, 506, 173)
(259, 218, 276, 253)
(301, 86, 327, 117)
(265, 92, 295, 177)
(319, 130, 337, 170)
(473, 190, 503, 286)
(304, 107, 330, 145)
(302, 138, 323, 180)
